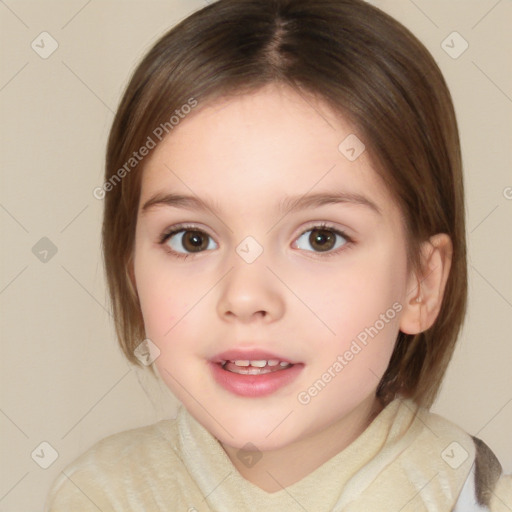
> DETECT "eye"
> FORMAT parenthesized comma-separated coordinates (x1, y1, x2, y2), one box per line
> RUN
(161, 228, 218, 255)
(294, 225, 349, 254)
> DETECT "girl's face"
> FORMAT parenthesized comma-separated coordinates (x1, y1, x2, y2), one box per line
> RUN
(133, 84, 415, 453)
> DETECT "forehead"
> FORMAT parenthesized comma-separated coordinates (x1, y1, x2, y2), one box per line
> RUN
(139, 84, 395, 219)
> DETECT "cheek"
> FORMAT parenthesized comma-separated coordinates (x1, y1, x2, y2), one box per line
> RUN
(295, 244, 408, 390)
(295, 249, 407, 337)
(133, 248, 190, 339)
(334, 250, 407, 382)
(133, 246, 217, 370)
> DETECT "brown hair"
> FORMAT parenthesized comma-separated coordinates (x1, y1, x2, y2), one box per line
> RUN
(102, 0, 467, 408)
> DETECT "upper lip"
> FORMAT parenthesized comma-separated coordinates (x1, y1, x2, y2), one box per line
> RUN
(211, 349, 299, 365)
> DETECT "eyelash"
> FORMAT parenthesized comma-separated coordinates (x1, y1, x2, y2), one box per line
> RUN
(158, 222, 353, 260)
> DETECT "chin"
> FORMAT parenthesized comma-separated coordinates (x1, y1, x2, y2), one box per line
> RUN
(209, 415, 303, 451)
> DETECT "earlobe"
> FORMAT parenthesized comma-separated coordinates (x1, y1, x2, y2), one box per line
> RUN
(399, 233, 452, 335)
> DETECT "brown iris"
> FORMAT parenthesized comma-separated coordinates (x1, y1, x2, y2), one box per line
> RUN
(181, 230, 209, 252)
(309, 228, 336, 252)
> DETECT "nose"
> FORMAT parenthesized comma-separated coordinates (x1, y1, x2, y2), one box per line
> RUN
(217, 260, 285, 324)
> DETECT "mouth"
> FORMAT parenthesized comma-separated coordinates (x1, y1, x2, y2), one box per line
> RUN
(209, 349, 303, 397)
(210, 360, 303, 398)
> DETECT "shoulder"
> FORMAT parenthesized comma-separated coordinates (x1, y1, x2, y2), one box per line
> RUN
(45, 418, 181, 511)
(452, 437, 512, 511)
(416, 406, 511, 511)
(66, 417, 180, 470)
(401, 403, 478, 467)
(382, 401, 511, 510)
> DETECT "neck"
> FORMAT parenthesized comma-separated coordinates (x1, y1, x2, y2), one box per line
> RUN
(221, 394, 383, 493)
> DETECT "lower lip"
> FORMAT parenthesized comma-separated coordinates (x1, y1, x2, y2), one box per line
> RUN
(209, 361, 304, 398)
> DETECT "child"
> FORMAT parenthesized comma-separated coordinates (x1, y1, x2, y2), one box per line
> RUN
(46, 0, 511, 510)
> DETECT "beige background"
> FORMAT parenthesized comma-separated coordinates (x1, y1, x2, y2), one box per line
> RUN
(0, 0, 511, 509)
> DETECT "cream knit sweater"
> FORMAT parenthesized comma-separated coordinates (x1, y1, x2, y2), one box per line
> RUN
(45, 398, 511, 511)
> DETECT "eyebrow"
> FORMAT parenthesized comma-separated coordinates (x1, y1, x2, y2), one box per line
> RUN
(141, 191, 381, 216)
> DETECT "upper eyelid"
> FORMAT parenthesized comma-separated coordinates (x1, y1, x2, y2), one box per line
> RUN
(162, 221, 348, 235)
(160, 223, 217, 241)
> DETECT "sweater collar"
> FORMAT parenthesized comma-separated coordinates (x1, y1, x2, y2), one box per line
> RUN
(177, 398, 421, 510)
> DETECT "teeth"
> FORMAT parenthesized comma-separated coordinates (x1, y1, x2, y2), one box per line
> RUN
(250, 360, 267, 367)
(233, 360, 250, 367)
(226, 359, 292, 368)
(231, 366, 274, 375)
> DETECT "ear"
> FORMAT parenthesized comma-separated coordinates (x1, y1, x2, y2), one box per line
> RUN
(400, 233, 452, 335)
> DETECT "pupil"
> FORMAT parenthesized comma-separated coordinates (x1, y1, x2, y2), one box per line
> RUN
(310, 229, 334, 252)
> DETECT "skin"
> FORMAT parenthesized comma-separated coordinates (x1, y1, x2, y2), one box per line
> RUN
(131, 83, 451, 492)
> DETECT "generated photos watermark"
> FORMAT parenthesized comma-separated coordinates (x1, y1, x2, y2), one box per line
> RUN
(297, 301, 403, 405)
(93, 98, 198, 200)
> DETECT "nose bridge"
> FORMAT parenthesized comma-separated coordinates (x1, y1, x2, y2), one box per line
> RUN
(217, 243, 284, 322)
